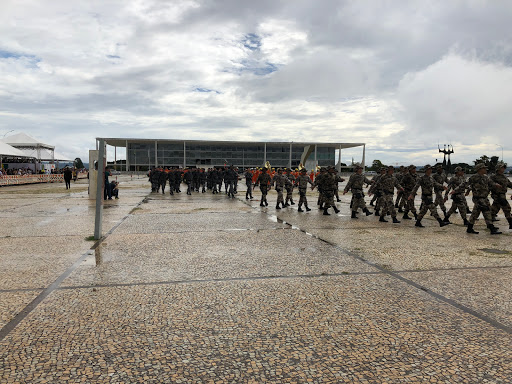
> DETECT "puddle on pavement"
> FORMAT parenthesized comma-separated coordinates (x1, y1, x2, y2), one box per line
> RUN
(478, 248, 511, 255)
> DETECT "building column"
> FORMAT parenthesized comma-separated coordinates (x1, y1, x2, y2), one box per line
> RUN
(155, 141, 158, 168)
(314, 144, 318, 169)
(362, 144, 366, 171)
(337, 144, 342, 172)
(289, 143, 292, 168)
(125, 140, 129, 172)
(183, 141, 186, 168)
(264, 143, 267, 166)
(114, 146, 117, 170)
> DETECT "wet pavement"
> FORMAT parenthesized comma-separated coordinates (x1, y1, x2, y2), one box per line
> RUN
(0, 175, 511, 383)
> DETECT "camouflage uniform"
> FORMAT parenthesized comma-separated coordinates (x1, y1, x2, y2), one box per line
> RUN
(314, 168, 327, 208)
(401, 166, 418, 220)
(410, 165, 448, 227)
(433, 167, 448, 214)
(256, 170, 272, 206)
(444, 167, 469, 225)
(333, 171, 345, 202)
(490, 163, 512, 228)
(344, 167, 372, 218)
(368, 168, 386, 215)
(395, 166, 407, 210)
(159, 169, 168, 194)
(465, 164, 502, 234)
(285, 169, 296, 206)
(372, 167, 403, 222)
(225, 167, 237, 198)
(296, 170, 313, 212)
(272, 169, 291, 209)
(245, 170, 253, 199)
(150, 168, 160, 192)
(316, 168, 339, 215)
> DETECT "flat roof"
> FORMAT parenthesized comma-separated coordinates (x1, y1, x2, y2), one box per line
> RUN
(99, 138, 365, 149)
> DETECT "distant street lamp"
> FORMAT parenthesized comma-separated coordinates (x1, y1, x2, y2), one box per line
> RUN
(496, 144, 504, 162)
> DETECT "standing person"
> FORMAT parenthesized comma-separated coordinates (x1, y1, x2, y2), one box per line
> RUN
(256, 167, 272, 207)
(225, 166, 237, 198)
(466, 163, 502, 234)
(104, 167, 112, 200)
(184, 169, 193, 195)
(343, 165, 372, 218)
(167, 170, 175, 195)
(284, 168, 296, 206)
(433, 165, 448, 216)
(490, 162, 512, 228)
(401, 165, 418, 220)
(444, 166, 470, 226)
(333, 169, 345, 202)
(314, 167, 340, 215)
(159, 168, 168, 194)
(199, 168, 207, 193)
(408, 165, 449, 228)
(370, 166, 403, 223)
(314, 167, 327, 209)
(296, 168, 313, 212)
(244, 168, 254, 199)
(63, 167, 72, 190)
(368, 167, 386, 215)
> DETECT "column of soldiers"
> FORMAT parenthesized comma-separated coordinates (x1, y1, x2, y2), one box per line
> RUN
(147, 163, 511, 235)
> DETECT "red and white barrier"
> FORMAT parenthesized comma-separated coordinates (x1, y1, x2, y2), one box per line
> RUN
(0, 174, 65, 186)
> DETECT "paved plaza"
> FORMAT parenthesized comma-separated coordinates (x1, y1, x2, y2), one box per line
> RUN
(0, 175, 511, 383)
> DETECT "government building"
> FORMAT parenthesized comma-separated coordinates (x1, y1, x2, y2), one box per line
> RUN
(98, 138, 366, 171)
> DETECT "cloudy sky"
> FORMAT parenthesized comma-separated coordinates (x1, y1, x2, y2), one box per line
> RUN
(1, 0, 511, 165)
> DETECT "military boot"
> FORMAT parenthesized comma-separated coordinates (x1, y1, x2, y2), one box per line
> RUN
(260, 202, 265, 207)
(437, 218, 449, 227)
(392, 217, 400, 223)
(333, 207, 340, 214)
(374, 210, 380, 216)
(265, 201, 268, 206)
(305, 205, 311, 212)
(298, 205, 304, 212)
(492, 216, 499, 222)
(413, 212, 418, 220)
(364, 208, 372, 216)
(466, 223, 479, 234)
(463, 218, 470, 226)
(398, 208, 404, 213)
(488, 224, 502, 235)
(415, 220, 424, 228)
(508, 218, 512, 229)
(443, 214, 451, 224)
(379, 216, 388, 223)
(290, 199, 295, 205)
(402, 212, 411, 220)
(282, 202, 287, 208)
(351, 211, 358, 219)
(323, 208, 330, 215)
(276, 204, 281, 210)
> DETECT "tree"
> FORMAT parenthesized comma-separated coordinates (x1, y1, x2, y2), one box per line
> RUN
(473, 155, 499, 172)
(74, 157, 84, 169)
(369, 159, 384, 171)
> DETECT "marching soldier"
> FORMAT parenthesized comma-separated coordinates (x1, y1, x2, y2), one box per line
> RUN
(409, 165, 449, 228)
(396, 166, 408, 212)
(296, 168, 313, 212)
(368, 167, 386, 216)
(159, 167, 168, 194)
(314, 167, 327, 209)
(433, 165, 448, 216)
(466, 163, 502, 234)
(284, 168, 296, 206)
(444, 166, 470, 226)
(272, 168, 291, 209)
(343, 165, 372, 218)
(490, 162, 512, 229)
(256, 167, 272, 207)
(401, 165, 418, 220)
(313, 166, 340, 215)
(370, 166, 403, 223)
(244, 168, 254, 199)
(333, 169, 345, 202)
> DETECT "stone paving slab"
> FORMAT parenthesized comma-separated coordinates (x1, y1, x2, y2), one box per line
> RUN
(1, 276, 511, 383)
(400, 268, 512, 328)
(114, 211, 289, 234)
(133, 198, 254, 214)
(61, 230, 376, 287)
(0, 236, 91, 290)
(0, 291, 41, 329)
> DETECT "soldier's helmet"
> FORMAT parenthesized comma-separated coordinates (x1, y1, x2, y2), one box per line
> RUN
(454, 166, 463, 173)
(380, 167, 387, 172)
(277, 168, 283, 172)
(408, 164, 416, 171)
(387, 165, 394, 170)
(300, 168, 307, 173)
(475, 163, 487, 171)
(320, 167, 327, 172)
(423, 164, 432, 171)
(355, 165, 362, 170)
(436, 164, 443, 169)
(496, 162, 506, 170)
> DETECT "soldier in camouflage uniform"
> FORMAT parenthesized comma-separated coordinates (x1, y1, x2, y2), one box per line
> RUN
(401, 165, 418, 220)
(343, 165, 372, 218)
(167, 170, 174, 195)
(466, 163, 502, 234)
(368, 167, 386, 216)
(272, 168, 291, 209)
(296, 168, 313, 212)
(490, 162, 512, 229)
(244, 168, 254, 199)
(256, 167, 272, 207)
(313, 167, 340, 215)
(159, 168, 168, 194)
(409, 165, 449, 228)
(443, 166, 470, 226)
(284, 168, 296, 206)
(396, 166, 408, 212)
(314, 167, 327, 209)
(150, 167, 160, 192)
(333, 169, 345, 202)
(225, 166, 237, 198)
(370, 166, 403, 223)
(433, 165, 448, 215)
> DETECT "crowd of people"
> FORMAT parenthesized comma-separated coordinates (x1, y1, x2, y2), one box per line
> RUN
(147, 163, 512, 235)
(0, 167, 36, 176)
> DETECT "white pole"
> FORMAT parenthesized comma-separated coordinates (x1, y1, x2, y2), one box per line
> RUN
(94, 139, 105, 240)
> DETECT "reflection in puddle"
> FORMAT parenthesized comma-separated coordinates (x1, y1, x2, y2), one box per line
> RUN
(95, 247, 102, 265)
